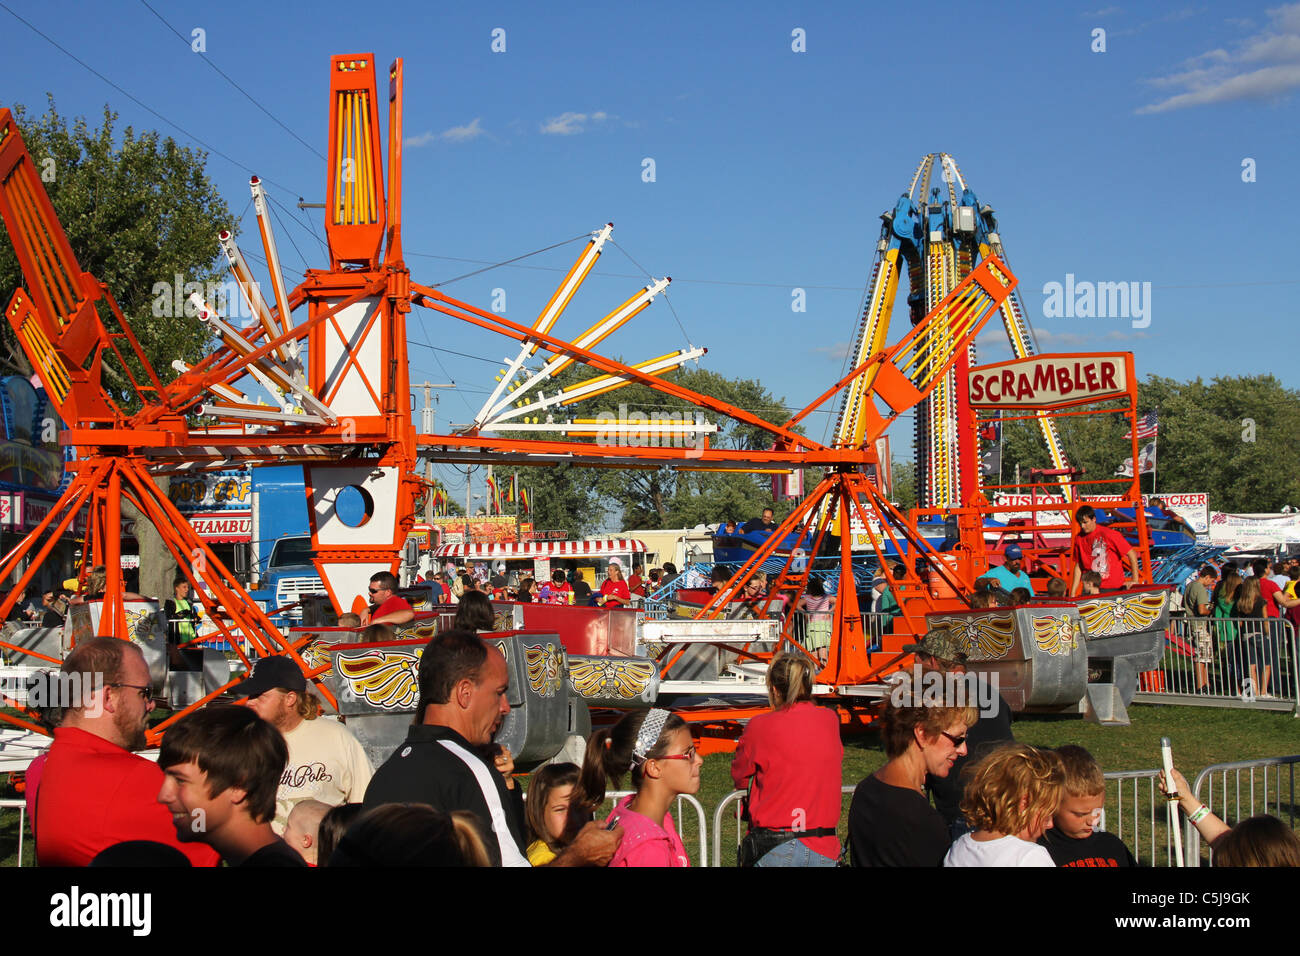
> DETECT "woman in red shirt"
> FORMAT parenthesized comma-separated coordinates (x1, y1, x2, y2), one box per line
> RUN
(598, 561, 632, 607)
(730, 653, 843, 866)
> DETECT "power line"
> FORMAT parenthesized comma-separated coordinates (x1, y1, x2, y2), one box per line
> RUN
(425, 233, 592, 287)
(136, 0, 324, 160)
(0, 2, 308, 203)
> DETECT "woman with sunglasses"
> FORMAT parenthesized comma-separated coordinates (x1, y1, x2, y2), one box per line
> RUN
(848, 682, 977, 866)
(572, 708, 701, 867)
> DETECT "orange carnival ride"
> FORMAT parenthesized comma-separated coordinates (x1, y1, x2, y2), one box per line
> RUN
(0, 60, 1167, 761)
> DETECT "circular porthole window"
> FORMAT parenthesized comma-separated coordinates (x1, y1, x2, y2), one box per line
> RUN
(336, 484, 375, 528)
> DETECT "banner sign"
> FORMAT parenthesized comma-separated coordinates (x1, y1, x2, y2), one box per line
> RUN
(1208, 512, 1300, 547)
(189, 511, 253, 541)
(993, 492, 1209, 534)
(968, 353, 1129, 408)
(169, 470, 252, 514)
(429, 515, 517, 544)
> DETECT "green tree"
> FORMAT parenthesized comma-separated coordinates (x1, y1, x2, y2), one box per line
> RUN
(498, 362, 800, 533)
(0, 100, 232, 399)
(588, 367, 800, 529)
(997, 375, 1300, 513)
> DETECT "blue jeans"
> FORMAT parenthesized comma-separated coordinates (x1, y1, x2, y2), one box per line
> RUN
(755, 838, 839, 867)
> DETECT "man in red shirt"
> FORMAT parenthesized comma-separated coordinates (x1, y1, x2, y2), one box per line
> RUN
(34, 636, 218, 866)
(363, 571, 414, 627)
(1070, 506, 1139, 595)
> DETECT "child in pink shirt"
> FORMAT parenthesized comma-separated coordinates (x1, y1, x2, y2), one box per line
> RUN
(573, 707, 700, 867)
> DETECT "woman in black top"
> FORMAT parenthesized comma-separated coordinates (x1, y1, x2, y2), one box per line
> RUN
(849, 684, 977, 866)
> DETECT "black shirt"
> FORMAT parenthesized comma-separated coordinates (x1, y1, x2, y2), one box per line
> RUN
(849, 774, 950, 867)
(1040, 828, 1137, 867)
(364, 724, 527, 867)
(236, 839, 308, 867)
(927, 687, 1014, 826)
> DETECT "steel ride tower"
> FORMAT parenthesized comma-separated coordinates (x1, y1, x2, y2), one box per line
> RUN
(833, 153, 1073, 509)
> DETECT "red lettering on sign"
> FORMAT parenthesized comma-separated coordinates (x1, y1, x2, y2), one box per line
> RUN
(1085, 363, 1099, 390)
(1001, 370, 1014, 399)
(1033, 364, 1054, 395)
(1016, 373, 1033, 400)
(1056, 366, 1071, 394)
(971, 375, 985, 402)
(1100, 362, 1117, 390)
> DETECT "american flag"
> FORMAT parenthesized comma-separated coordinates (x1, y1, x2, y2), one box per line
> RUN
(1124, 411, 1159, 441)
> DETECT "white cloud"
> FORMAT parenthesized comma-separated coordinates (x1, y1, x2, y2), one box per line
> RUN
(539, 110, 611, 135)
(1138, 3, 1300, 112)
(404, 118, 486, 147)
(812, 341, 852, 360)
(442, 118, 485, 142)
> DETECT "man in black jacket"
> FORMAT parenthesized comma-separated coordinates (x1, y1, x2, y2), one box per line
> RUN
(364, 629, 620, 866)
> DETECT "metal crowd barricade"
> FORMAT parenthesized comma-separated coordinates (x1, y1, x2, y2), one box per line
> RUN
(0, 798, 28, 867)
(1133, 616, 1299, 716)
(1188, 755, 1300, 866)
(712, 785, 857, 867)
(1103, 769, 1178, 867)
(604, 790, 709, 867)
(712, 773, 1172, 867)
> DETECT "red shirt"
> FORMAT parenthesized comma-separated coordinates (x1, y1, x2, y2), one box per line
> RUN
(600, 579, 631, 606)
(1258, 577, 1281, 619)
(35, 727, 219, 867)
(627, 574, 645, 597)
(372, 594, 413, 621)
(1073, 524, 1132, 590)
(730, 701, 843, 858)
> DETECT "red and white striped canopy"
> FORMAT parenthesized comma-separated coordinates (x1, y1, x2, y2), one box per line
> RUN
(432, 538, 646, 560)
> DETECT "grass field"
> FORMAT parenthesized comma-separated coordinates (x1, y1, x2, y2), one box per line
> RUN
(4, 703, 1296, 867)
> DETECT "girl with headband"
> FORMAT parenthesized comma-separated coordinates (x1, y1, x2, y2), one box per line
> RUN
(572, 708, 701, 867)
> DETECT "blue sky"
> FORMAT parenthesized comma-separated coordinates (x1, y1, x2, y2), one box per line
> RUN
(2, 1, 1296, 506)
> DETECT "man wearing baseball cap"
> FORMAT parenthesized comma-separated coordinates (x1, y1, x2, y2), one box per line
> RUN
(231, 655, 372, 835)
(986, 543, 1034, 596)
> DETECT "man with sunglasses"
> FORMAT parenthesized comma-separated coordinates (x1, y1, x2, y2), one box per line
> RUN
(33, 636, 219, 866)
(362, 571, 414, 627)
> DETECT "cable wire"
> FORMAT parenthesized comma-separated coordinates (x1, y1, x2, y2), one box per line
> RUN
(136, 0, 325, 160)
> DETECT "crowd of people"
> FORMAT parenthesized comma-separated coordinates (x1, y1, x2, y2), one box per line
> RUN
(410, 558, 673, 610)
(25, 622, 1300, 868)
(1181, 556, 1300, 698)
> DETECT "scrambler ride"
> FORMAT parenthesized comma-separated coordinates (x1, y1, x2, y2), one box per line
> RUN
(0, 64, 1166, 768)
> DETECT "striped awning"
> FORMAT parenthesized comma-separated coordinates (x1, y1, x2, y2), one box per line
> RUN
(432, 538, 646, 560)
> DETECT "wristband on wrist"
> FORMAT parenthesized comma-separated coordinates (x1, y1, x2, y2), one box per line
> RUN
(1188, 805, 1210, 825)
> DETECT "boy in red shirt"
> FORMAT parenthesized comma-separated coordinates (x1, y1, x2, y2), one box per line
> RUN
(1070, 506, 1138, 595)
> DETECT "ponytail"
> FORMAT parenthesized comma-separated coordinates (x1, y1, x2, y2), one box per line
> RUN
(767, 652, 814, 709)
(572, 710, 688, 817)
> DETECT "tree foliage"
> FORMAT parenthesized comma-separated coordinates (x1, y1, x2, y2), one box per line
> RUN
(997, 374, 1300, 513)
(505, 363, 801, 533)
(0, 100, 231, 393)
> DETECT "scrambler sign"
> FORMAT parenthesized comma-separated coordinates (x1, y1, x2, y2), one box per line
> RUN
(968, 353, 1131, 409)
